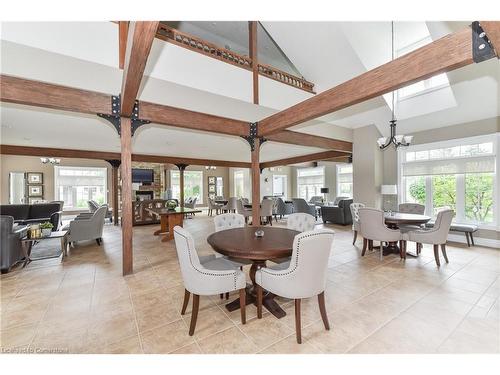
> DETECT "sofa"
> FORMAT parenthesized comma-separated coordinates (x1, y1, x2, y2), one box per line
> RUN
(321, 198, 353, 225)
(0, 202, 63, 231)
(1, 216, 28, 273)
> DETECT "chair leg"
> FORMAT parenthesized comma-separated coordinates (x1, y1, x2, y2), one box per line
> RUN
(239, 289, 246, 324)
(256, 285, 263, 319)
(470, 232, 475, 246)
(318, 291, 330, 330)
(295, 299, 302, 344)
(368, 240, 373, 251)
(402, 241, 407, 259)
(181, 289, 190, 315)
(225, 292, 229, 300)
(219, 293, 223, 299)
(189, 294, 200, 336)
(361, 238, 368, 256)
(433, 244, 441, 267)
(352, 230, 358, 245)
(441, 243, 449, 263)
(465, 232, 470, 247)
(269, 216, 273, 226)
(417, 242, 421, 254)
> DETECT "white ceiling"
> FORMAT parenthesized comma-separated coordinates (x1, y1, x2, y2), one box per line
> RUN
(1, 21, 498, 161)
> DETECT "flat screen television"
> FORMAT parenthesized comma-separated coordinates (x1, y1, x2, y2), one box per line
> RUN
(132, 168, 154, 183)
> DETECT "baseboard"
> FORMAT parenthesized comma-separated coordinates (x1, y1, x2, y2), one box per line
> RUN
(447, 233, 500, 249)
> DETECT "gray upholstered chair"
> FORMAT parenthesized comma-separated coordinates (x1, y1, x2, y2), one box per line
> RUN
(350, 202, 365, 245)
(321, 198, 353, 225)
(359, 208, 404, 260)
(1, 216, 28, 273)
(87, 200, 112, 223)
(260, 198, 274, 225)
(173, 226, 247, 335)
(309, 196, 323, 206)
(184, 197, 198, 209)
(255, 229, 335, 343)
(207, 197, 223, 216)
(399, 203, 425, 214)
(333, 196, 350, 205)
(292, 198, 317, 218)
(406, 209, 454, 267)
(222, 197, 238, 213)
(273, 197, 293, 221)
(236, 199, 252, 224)
(65, 205, 107, 246)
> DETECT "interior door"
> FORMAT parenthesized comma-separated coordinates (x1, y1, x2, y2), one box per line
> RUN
(9, 172, 26, 204)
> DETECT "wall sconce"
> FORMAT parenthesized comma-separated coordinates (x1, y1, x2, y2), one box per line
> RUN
(205, 166, 216, 170)
(40, 157, 61, 165)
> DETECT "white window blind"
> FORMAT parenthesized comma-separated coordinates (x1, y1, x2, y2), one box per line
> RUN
(402, 156, 495, 176)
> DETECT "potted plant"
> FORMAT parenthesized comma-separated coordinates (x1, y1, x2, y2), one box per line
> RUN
(40, 221, 54, 237)
(167, 199, 178, 211)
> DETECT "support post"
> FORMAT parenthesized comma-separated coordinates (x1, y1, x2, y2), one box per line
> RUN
(249, 21, 259, 104)
(121, 117, 133, 275)
(176, 164, 188, 208)
(251, 138, 261, 225)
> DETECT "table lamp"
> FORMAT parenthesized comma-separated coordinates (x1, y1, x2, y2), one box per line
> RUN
(380, 185, 397, 212)
(320, 187, 329, 203)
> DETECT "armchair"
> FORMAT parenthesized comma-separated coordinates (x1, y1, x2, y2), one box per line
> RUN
(292, 198, 317, 219)
(273, 197, 293, 221)
(321, 199, 353, 225)
(309, 196, 323, 206)
(88, 200, 113, 223)
(65, 205, 107, 246)
(1, 216, 28, 273)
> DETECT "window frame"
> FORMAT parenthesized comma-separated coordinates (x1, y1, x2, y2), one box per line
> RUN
(296, 166, 325, 202)
(336, 163, 353, 198)
(170, 169, 204, 204)
(54, 165, 108, 211)
(397, 133, 498, 230)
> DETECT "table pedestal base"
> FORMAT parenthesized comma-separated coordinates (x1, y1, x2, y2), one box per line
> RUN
(225, 260, 286, 319)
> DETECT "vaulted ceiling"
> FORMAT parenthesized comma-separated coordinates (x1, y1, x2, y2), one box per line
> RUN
(1, 21, 498, 162)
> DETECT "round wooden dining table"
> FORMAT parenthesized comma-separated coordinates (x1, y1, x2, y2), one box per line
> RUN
(382, 212, 431, 255)
(207, 226, 299, 319)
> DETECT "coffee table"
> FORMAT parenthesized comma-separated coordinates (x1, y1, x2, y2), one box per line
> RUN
(21, 230, 69, 267)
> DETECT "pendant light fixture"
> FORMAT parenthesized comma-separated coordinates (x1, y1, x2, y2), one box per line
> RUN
(377, 21, 413, 150)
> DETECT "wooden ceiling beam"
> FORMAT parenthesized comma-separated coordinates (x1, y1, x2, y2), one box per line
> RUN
(258, 26, 476, 136)
(121, 21, 159, 116)
(265, 130, 352, 152)
(0, 144, 252, 168)
(0, 74, 352, 149)
(0, 75, 111, 115)
(260, 150, 349, 169)
(118, 21, 129, 69)
(481, 21, 500, 57)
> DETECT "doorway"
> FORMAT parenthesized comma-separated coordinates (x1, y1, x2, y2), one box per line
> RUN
(272, 175, 288, 198)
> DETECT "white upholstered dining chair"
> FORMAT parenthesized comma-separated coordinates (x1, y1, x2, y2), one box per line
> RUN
(260, 198, 274, 225)
(236, 199, 252, 224)
(255, 229, 335, 343)
(405, 209, 454, 267)
(358, 208, 404, 260)
(173, 226, 247, 335)
(349, 202, 365, 245)
(272, 213, 316, 266)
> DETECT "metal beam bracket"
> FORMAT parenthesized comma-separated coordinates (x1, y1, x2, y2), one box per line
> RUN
(131, 100, 151, 136)
(97, 96, 150, 136)
(241, 122, 266, 151)
(175, 163, 188, 171)
(472, 21, 496, 63)
(97, 95, 121, 134)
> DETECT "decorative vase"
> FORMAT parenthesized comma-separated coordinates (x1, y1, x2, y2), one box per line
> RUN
(42, 228, 52, 237)
(167, 199, 178, 211)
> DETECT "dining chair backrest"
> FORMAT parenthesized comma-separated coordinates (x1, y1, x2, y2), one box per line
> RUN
(241, 198, 250, 205)
(214, 213, 245, 232)
(261, 198, 274, 216)
(226, 197, 238, 211)
(215, 196, 224, 201)
(429, 209, 454, 244)
(236, 199, 246, 214)
(207, 197, 216, 209)
(259, 229, 334, 299)
(358, 207, 400, 242)
(287, 213, 316, 232)
(350, 202, 365, 230)
(173, 225, 205, 292)
(399, 203, 425, 215)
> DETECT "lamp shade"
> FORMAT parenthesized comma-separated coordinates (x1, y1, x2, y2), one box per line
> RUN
(381, 185, 397, 195)
(320, 188, 329, 194)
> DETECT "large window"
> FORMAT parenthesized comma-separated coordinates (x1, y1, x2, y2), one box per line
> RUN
(400, 134, 497, 226)
(297, 167, 325, 201)
(54, 166, 107, 211)
(233, 170, 245, 198)
(170, 170, 203, 204)
(336, 164, 353, 197)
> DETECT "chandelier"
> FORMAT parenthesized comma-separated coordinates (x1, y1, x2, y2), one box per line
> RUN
(377, 21, 413, 150)
(205, 166, 216, 170)
(40, 157, 61, 165)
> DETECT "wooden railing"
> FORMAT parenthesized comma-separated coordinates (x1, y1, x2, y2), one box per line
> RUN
(156, 23, 315, 94)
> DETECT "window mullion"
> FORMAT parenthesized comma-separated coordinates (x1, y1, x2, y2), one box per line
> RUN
(456, 174, 465, 222)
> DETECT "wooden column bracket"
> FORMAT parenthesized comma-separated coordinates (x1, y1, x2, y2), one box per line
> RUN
(241, 122, 266, 152)
(175, 163, 189, 171)
(105, 159, 122, 168)
(97, 95, 150, 136)
(472, 21, 497, 62)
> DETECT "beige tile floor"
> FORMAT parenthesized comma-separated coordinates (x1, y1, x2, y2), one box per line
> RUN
(1, 213, 499, 354)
